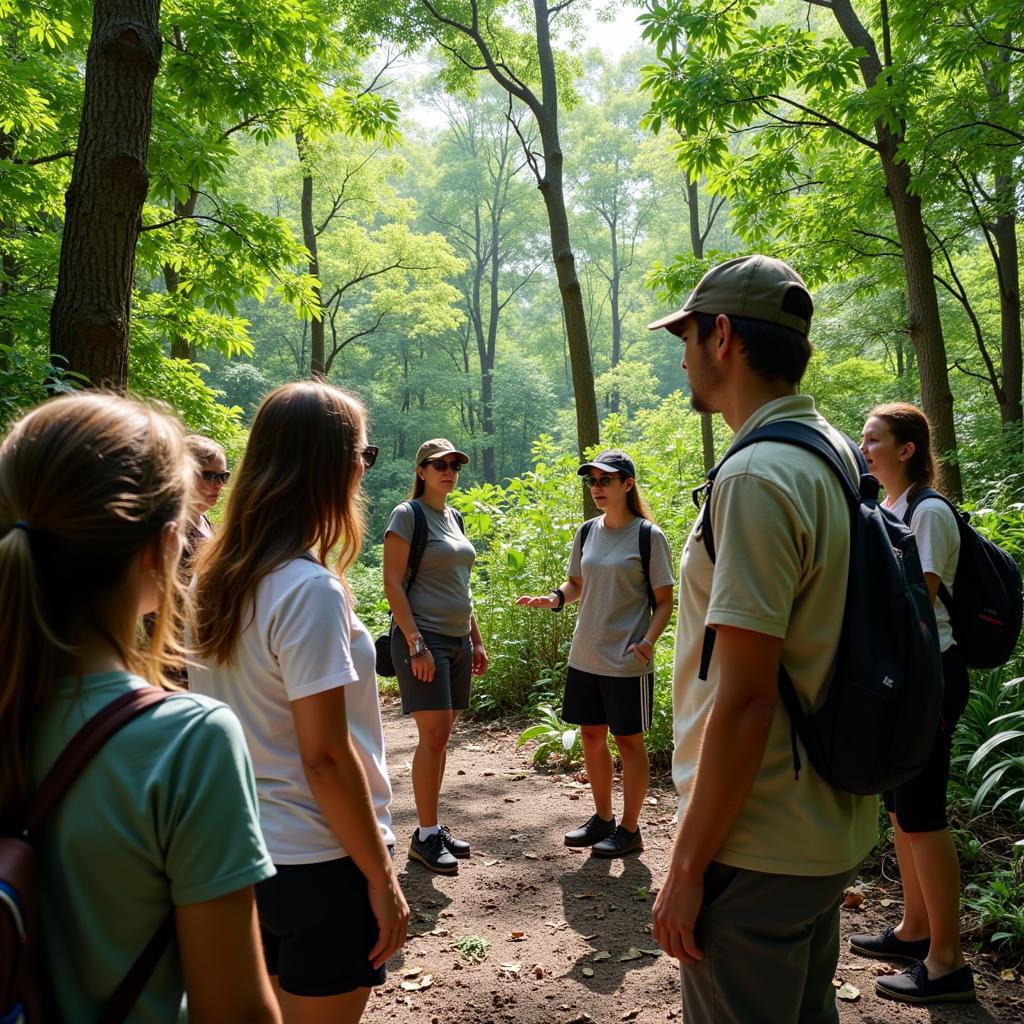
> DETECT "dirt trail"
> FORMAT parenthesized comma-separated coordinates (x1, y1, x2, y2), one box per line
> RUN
(361, 703, 1022, 1024)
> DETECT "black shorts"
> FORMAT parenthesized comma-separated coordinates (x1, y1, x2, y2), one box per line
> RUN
(255, 856, 388, 996)
(884, 648, 971, 833)
(562, 665, 653, 737)
(392, 628, 472, 714)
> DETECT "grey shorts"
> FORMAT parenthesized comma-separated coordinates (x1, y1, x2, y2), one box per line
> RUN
(391, 628, 472, 714)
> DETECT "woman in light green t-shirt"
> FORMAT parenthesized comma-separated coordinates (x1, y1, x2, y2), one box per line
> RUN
(0, 394, 278, 1024)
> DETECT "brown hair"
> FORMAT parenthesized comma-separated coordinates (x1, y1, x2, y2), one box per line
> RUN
(192, 381, 366, 663)
(0, 394, 191, 808)
(868, 402, 941, 495)
(185, 434, 226, 469)
(625, 479, 653, 521)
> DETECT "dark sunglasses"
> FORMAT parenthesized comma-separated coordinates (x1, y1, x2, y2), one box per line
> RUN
(200, 470, 231, 485)
(583, 474, 619, 488)
(361, 444, 379, 469)
(423, 458, 463, 473)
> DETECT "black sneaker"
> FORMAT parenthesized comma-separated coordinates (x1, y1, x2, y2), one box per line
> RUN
(849, 925, 929, 963)
(439, 824, 470, 859)
(876, 961, 976, 1004)
(564, 814, 616, 848)
(592, 824, 643, 858)
(408, 829, 458, 875)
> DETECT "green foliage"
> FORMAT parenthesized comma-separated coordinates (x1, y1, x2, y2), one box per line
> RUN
(453, 935, 490, 962)
(0, 345, 82, 427)
(963, 849, 1024, 951)
(516, 704, 582, 766)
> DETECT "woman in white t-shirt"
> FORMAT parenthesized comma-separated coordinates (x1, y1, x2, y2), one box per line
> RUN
(191, 382, 409, 1024)
(851, 403, 974, 1005)
(517, 450, 674, 858)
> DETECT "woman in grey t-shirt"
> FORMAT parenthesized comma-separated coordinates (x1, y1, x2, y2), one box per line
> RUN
(518, 450, 674, 858)
(383, 438, 489, 877)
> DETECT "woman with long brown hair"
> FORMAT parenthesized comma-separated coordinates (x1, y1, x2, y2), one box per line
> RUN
(191, 381, 408, 1024)
(851, 402, 974, 1004)
(0, 393, 277, 1022)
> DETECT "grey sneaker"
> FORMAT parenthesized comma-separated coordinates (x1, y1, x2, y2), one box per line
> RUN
(439, 824, 470, 859)
(564, 813, 616, 848)
(408, 829, 458, 874)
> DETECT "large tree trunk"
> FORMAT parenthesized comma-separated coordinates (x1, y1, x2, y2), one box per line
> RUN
(686, 178, 715, 473)
(295, 129, 325, 379)
(50, 0, 162, 390)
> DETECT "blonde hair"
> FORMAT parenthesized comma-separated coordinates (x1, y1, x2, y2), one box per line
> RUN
(0, 393, 192, 809)
(185, 434, 226, 469)
(192, 381, 367, 663)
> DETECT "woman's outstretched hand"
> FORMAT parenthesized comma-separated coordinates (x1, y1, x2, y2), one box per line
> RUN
(516, 594, 558, 609)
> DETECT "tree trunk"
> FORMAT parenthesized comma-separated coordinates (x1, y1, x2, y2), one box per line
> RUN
(49, 0, 162, 390)
(992, 187, 1022, 431)
(879, 144, 961, 498)
(163, 186, 198, 360)
(686, 178, 715, 471)
(296, 129, 325, 379)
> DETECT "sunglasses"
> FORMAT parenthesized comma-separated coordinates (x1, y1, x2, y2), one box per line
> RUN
(361, 444, 379, 469)
(583, 474, 619, 488)
(200, 470, 231, 485)
(423, 458, 463, 473)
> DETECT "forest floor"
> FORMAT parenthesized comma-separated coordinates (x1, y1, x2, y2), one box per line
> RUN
(361, 702, 1024, 1024)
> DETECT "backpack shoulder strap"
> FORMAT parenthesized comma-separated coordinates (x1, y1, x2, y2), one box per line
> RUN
(699, 421, 866, 564)
(639, 519, 655, 611)
(26, 686, 168, 835)
(403, 500, 429, 592)
(450, 507, 466, 535)
(902, 486, 958, 609)
(579, 517, 597, 550)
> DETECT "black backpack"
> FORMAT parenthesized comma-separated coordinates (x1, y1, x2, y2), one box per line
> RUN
(374, 502, 466, 677)
(904, 488, 1023, 669)
(579, 516, 656, 611)
(696, 421, 944, 796)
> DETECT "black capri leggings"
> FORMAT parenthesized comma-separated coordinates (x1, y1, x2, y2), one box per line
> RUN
(883, 647, 970, 833)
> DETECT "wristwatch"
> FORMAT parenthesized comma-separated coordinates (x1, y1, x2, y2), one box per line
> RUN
(550, 588, 565, 612)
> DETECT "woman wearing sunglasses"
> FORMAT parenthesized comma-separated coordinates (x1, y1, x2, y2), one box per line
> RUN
(185, 433, 229, 547)
(190, 383, 407, 1023)
(517, 450, 674, 858)
(383, 438, 488, 876)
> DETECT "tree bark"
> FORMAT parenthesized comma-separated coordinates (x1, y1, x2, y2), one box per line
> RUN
(295, 128, 325, 379)
(992, 180, 1022, 431)
(686, 178, 715, 472)
(49, 0, 162, 390)
(163, 186, 198, 360)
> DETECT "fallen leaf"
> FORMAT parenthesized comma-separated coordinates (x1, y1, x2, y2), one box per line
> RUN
(619, 948, 643, 962)
(836, 983, 860, 1001)
(1001, 969, 1018, 982)
(646, 796, 658, 805)
(545, 920, 569, 930)
(622, 1011, 641, 1021)
(509, 931, 526, 941)
(400, 973, 434, 991)
(840, 888, 865, 910)
(568, 1015, 595, 1024)
(509, 833, 527, 842)
(879, 898, 895, 907)
(574, 771, 589, 784)
(524, 852, 539, 859)
(638, 948, 663, 957)
(582, 933, 598, 940)
(465, 744, 484, 751)
(831, 978, 842, 988)
(582, 966, 595, 977)
(592, 950, 611, 961)
(499, 962, 521, 974)
(401, 967, 422, 979)
(484, 858, 499, 867)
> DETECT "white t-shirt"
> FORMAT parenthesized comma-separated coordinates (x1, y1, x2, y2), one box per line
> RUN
(886, 488, 960, 652)
(189, 558, 395, 863)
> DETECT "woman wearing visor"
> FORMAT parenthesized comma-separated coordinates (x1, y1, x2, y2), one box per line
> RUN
(383, 439, 488, 875)
(518, 450, 674, 857)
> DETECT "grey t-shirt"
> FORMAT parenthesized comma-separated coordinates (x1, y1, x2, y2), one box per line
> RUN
(386, 499, 476, 637)
(567, 516, 674, 677)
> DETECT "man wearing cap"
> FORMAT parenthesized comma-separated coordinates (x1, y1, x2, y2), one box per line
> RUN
(648, 256, 876, 1022)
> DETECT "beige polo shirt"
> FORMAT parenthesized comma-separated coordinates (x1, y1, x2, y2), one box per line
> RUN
(673, 395, 878, 876)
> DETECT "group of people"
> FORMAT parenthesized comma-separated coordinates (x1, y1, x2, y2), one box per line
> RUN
(0, 254, 974, 1023)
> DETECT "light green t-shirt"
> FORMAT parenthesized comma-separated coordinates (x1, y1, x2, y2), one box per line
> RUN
(673, 395, 878, 876)
(386, 499, 476, 637)
(31, 672, 274, 1023)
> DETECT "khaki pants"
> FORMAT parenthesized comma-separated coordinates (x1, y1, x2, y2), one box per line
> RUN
(681, 861, 860, 1024)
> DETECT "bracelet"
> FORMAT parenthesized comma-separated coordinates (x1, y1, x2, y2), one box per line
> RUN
(550, 588, 565, 612)
(405, 647, 429, 664)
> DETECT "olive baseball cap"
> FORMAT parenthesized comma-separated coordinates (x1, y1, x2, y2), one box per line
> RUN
(416, 438, 469, 465)
(577, 449, 636, 479)
(647, 254, 812, 337)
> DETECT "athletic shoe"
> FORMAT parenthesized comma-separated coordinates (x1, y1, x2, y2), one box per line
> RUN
(849, 925, 929, 963)
(591, 824, 644, 858)
(439, 824, 470, 859)
(408, 829, 458, 875)
(564, 813, 616, 848)
(876, 961, 975, 1004)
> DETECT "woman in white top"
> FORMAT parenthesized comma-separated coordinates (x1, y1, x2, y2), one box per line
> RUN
(190, 382, 408, 1024)
(517, 450, 674, 858)
(852, 402, 974, 1005)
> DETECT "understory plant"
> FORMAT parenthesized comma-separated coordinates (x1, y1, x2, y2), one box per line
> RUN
(515, 704, 582, 765)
